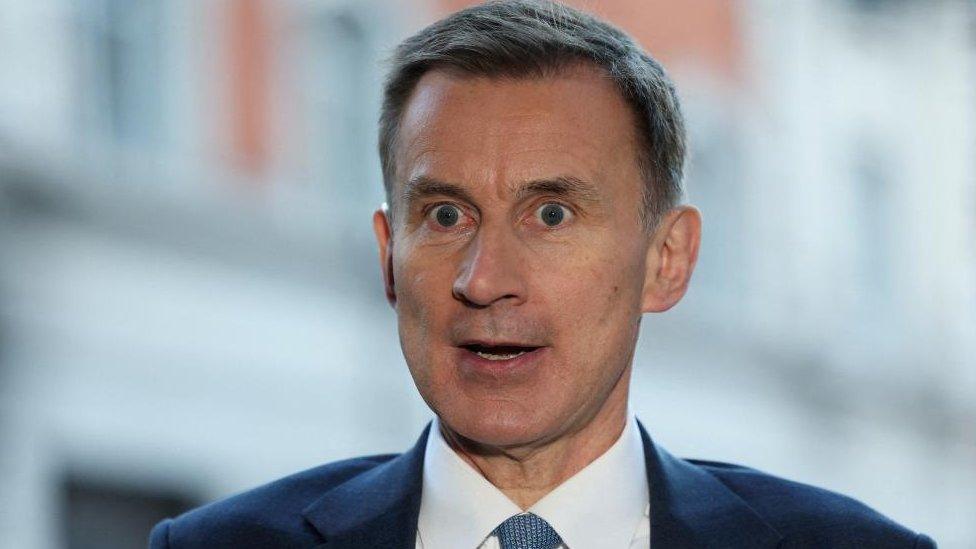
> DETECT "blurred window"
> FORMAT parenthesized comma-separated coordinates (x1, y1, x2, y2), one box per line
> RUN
(851, 139, 893, 307)
(62, 475, 197, 549)
(685, 114, 745, 301)
(851, 0, 910, 11)
(301, 11, 371, 204)
(74, 0, 165, 147)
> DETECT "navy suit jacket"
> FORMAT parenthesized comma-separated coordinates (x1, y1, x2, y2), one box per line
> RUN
(149, 422, 936, 548)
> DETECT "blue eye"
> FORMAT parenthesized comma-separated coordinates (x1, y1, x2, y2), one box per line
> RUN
(537, 203, 568, 227)
(433, 204, 461, 227)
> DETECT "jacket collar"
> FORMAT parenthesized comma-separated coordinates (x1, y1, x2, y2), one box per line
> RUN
(639, 421, 784, 548)
(303, 424, 429, 549)
(303, 421, 783, 548)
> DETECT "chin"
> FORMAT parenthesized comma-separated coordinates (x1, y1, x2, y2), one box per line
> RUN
(438, 398, 561, 448)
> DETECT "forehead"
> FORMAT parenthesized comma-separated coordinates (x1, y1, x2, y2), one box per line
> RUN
(394, 65, 642, 200)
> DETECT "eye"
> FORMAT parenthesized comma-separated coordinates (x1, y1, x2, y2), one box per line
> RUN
(536, 203, 571, 227)
(430, 204, 463, 228)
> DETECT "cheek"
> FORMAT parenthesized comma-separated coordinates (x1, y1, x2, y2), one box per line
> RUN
(396, 272, 437, 358)
(393, 239, 439, 318)
(393, 251, 455, 361)
(395, 268, 440, 397)
(538, 246, 644, 345)
(542, 240, 642, 301)
(395, 265, 426, 316)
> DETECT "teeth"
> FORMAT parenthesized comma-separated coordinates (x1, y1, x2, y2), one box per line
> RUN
(475, 350, 527, 361)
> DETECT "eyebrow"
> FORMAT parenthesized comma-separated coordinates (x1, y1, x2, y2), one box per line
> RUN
(401, 175, 478, 207)
(401, 174, 601, 207)
(513, 175, 602, 204)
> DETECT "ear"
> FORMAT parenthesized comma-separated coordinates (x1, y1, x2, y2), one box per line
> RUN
(641, 205, 702, 313)
(372, 206, 397, 307)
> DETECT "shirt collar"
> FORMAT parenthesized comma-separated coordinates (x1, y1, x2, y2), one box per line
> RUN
(418, 418, 522, 549)
(417, 415, 648, 549)
(529, 414, 649, 549)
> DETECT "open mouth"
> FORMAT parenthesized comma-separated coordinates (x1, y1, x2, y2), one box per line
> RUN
(460, 343, 541, 361)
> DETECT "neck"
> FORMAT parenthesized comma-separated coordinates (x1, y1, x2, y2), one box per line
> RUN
(440, 384, 630, 509)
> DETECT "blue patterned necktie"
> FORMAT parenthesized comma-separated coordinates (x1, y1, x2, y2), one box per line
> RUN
(494, 513, 563, 549)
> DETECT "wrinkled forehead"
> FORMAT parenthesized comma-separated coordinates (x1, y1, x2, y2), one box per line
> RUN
(391, 66, 643, 206)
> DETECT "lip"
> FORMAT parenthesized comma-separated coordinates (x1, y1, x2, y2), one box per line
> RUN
(456, 339, 544, 349)
(455, 344, 548, 381)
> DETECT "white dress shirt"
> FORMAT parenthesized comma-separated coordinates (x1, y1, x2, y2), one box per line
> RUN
(416, 415, 650, 548)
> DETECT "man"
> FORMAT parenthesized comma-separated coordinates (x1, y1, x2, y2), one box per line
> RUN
(150, 1, 936, 547)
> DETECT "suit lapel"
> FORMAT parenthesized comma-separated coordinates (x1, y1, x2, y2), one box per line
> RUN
(303, 424, 429, 549)
(638, 421, 784, 548)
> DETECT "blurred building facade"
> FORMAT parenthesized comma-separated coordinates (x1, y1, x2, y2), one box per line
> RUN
(0, 0, 973, 547)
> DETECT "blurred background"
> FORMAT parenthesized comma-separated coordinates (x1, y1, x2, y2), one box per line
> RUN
(0, 0, 973, 547)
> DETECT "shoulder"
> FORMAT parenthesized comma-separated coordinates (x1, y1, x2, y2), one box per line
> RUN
(687, 458, 936, 548)
(149, 453, 397, 549)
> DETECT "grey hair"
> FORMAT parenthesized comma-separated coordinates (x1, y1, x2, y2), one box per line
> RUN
(379, 0, 686, 226)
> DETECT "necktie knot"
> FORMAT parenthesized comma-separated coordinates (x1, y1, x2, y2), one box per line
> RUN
(494, 513, 562, 549)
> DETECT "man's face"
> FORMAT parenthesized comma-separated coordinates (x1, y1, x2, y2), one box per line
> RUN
(377, 66, 659, 447)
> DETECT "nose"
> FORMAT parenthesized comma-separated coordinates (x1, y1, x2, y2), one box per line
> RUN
(452, 225, 527, 308)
